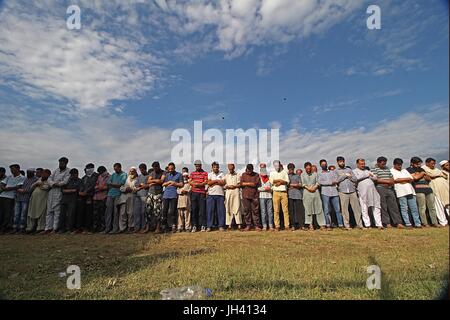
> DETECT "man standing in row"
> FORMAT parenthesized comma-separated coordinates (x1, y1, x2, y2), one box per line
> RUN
(318, 159, 343, 229)
(206, 162, 226, 232)
(371, 157, 403, 228)
(93, 166, 110, 233)
(270, 160, 290, 231)
(143, 161, 164, 233)
(287, 163, 304, 230)
(77, 163, 98, 233)
(133, 163, 149, 233)
(391, 158, 422, 228)
(161, 163, 183, 232)
(105, 163, 127, 234)
(0, 164, 24, 233)
(301, 162, 326, 230)
(13, 168, 38, 233)
(353, 159, 383, 229)
(45, 157, 70, 234)
(241, 164, 261, 231)
(26, 169, 51, 233)
(224, 163, 242, 230)
(258, 163, 274, 231)
(406, 157, 439, 227)
(189, 160, 208, 232)
(335, 156, 363, 229)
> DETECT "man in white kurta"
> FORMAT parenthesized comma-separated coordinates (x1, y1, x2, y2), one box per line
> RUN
(422, 158, 449, 225)
(224, 164, 242, 228)
(45, 157, 70, 232)
(353, 159, 383, 228)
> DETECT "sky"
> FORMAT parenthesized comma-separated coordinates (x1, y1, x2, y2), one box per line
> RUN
(0, 0, 448, 172)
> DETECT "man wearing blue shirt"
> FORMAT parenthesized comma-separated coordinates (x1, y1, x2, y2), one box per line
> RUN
(161, 162, 183, 233)
(104, 163, 127, 234)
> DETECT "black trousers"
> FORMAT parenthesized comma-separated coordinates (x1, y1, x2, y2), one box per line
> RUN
(76, 197, 93, 231)
(93, 199, 106, 232)
(242, 197, 260, 227)
(377, 187, 403, 226)
(191, 192, 206, 228)
(60, 199, 77, 232)
(0, 197, 14, 231)
(161, 198, 178, 228)
(288, 198, 305, 228)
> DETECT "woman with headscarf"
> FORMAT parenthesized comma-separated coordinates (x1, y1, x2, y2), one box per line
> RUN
(118, 167, 138, 233)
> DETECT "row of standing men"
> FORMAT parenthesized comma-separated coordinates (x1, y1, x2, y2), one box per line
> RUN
(0, 156, 448, 234)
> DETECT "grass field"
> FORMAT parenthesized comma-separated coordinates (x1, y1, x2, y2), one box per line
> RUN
(0, 227, 448, 300)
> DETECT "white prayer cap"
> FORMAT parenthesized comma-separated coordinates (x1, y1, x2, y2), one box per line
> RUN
(439, 160, 448, 166)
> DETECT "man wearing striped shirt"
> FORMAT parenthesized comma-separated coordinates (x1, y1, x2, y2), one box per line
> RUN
(371, 157, 404, 228)
(189, 160, 208, 232)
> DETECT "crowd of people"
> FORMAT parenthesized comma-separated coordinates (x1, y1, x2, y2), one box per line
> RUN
(0, 155, 449, 235)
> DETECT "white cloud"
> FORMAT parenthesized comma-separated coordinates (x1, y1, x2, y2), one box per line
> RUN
(0, 1, 163, 110)
(279, 107, 449, 167)
(165, 0, 363, 58)
(1, 104, 447, 172)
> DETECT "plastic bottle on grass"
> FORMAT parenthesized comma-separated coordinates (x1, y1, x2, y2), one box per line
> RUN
(160, 285, 213, 300)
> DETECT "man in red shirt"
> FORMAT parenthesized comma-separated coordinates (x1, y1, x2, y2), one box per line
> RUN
(189, 160, 208, 232)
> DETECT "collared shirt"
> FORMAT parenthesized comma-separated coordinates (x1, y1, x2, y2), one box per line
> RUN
(15, 176, 38, 202)
(406, 166, 432, 194)
(269, 169, 289, 192)
(391, 168, 415, 198)
(207, 171, 225, 196)
(93, 172, 110, 201)
(190, 170, 208, 194)
(288, 173, 303, 199)
(371, 166, 394, 189)
(135, 174, 149, 197)
(318, 170, 338, 197)
(48, 167, 71, 189)
(301, 172, 320, 188)
(163, 171, 182, 199)
(335, 167, 357, 193)
(240, 171, 260, 199)
(148, 170, 164, 195)
(107, 172, 127, 197)
(0, 174, 25, 199)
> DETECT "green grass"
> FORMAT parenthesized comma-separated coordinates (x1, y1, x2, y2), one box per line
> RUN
(0, 227, 448, 300)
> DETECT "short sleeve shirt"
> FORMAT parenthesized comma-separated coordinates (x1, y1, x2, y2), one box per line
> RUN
(406, 167, 432, 194)
(190, 170, 208, 194)
(391, 168, 415, 198)
(107, 172, 127, 197)
(148, 171, 164, 195)
(207, 171, 225, 196)
(163, 171, 182, 199)
(0, 175, 25, 199)
(288, 173, 303, 199)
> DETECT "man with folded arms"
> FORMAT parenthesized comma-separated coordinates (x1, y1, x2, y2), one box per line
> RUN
(371, 157, 403, 228)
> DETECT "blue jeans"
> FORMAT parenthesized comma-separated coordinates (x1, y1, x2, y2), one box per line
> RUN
(321, 194, 344, 227)
(14, 200, 29, 229)
(398, 194, 421, 226)
(206, 195, 225, 228)
(260, 198, 274, 228)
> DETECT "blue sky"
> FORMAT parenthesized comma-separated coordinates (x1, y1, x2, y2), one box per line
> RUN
(0, 0, 448, 171)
